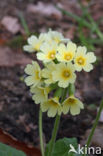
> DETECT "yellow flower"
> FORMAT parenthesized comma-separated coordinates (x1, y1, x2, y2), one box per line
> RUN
(42, 62, 56, 84)
(30, 86, 50, 104)
(47, 30, 64, 44)
(37, 42, 58, 62)
(52, 62, 76, 88)
(41, 97, 62, 117)
(24, 61, 41, 87)
(56, 41, 76, 62)
(23, 33, 46, 52)
(74, 46, 96, 72)
(62, 96, 84, 115)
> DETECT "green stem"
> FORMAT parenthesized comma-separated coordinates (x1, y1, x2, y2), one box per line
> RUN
(86, 99, 103, 147)
(84, 99, 103, 156)
(39, 109, 44, 156)
(48, 115, 60, 156)
(68, 84, 75, 96)
(48, 88, 68, 156)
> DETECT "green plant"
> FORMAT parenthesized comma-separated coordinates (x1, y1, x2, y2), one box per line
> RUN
(23, 29, 103, 156)
(18, 12, 30, 36)
(0, 143, 26, 156)
(56, 1, 103, 51)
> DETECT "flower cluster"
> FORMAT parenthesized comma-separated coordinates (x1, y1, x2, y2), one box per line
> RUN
(24, 30, 96, 117)
(23, 29, 67, 52)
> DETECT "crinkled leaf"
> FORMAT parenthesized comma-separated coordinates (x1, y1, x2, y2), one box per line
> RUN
(0, 143, 26, 156)
(52, 137, 78, 156)
(45, 137, 88, 156)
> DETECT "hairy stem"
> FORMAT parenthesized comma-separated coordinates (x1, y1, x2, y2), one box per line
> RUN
(86, 100, 103, 147)
(48, 86, 73, 156)
(39, 109, 44, 156)
(84, 99, 103, 156)
(48, 115, 60, 156)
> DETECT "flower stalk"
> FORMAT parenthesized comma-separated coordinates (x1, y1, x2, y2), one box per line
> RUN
(84, 99, 103, 156)
(48, 85, 75, 156)
(39, 108, 44, 156)
(86, 99, 103, 147)
(48, 115, 60, 156)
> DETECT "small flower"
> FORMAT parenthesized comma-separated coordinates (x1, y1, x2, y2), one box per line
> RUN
(23, 33, 46, 52)
(42, 62, 56, 84)
(62, 96, 84, 115)
(37, 42, 58, 63)
(47, 29, 64, 44)
(52, 62, 76, 88)
(56, 41, 76, 62)
(30, 86, 50, 104)
(24, 61, 41, 87)
(74, 46, 96, 72)
(41, 97, 62, 117)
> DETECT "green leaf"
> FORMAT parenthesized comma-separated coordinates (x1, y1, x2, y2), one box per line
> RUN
(52, 137, 78, 156)
(0, 143, 26, 156)
(18, 12, 30, 35)
(0, 151, 7, 156)
(75, 154, 87, 156)
(56, 6, 90, 28)
(45, 138, 88, 156)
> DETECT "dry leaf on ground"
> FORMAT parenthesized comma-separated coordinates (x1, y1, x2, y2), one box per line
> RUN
(1, 16, 21, 34)
(27, 2, 62, 20)
(0, 47, 32, 67)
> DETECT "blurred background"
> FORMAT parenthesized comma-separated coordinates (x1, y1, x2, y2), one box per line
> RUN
(0, 0, 103, 155)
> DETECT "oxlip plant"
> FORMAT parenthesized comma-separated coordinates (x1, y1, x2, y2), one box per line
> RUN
(23, 29, 103, 156)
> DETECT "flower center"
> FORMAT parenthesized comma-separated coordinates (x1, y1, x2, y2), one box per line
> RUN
(62, 70, 71, 78)
(68, 98, 76, 104)
(35, 70, 40, 79)
(64, 53, 72, 61)
(77, 57, 85, 65)
(48, 51, 55, 59)
(35, 43, 40, 51)
(54, 37, 60, 43)
(50, 101, 58, 107)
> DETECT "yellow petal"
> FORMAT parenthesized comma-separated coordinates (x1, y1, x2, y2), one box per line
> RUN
(23, 45, 34, 52)
(83, 63, 93, 72)
(76, 46, 87, 56)
(86, 52, 96, 63)
(28, 35, 37, 45)
(25, 76, 37, 86)
(25, 64, 35, 75)
(67, 41, 76, 53)
(70, 104, 80, 115)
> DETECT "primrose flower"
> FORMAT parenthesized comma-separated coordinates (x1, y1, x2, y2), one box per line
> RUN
(42, 62, 56, 84)
(62, 95, 84, 115)
(47, 30, 64, 44)
(37, 42, 58, 63)
(52, 62, 76, 88)
(41, 97, 62, 117)
(56, 41, 76, 62)
(30, 86, 50, 104)
(74, 46, 96, 72)
(24, 61, 41, 87)
(23, 33, 46, 52)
